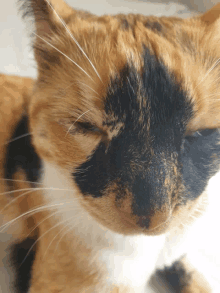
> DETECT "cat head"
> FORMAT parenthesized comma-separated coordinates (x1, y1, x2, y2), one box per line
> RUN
(20, 0, 220, 235)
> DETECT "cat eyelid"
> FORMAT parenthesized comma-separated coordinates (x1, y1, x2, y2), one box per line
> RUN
(185, 128, 217, 138)
(75, 121, 104, 134)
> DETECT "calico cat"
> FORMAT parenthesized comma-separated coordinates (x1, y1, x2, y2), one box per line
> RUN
(1, 0, 220, 292)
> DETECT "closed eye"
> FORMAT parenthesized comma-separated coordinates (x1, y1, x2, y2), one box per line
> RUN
(185, 128, 217, 139)
(75, 121, 105, 135)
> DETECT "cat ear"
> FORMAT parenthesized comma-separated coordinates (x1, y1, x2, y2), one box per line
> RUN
(200, 3, 220, 25)
(19, 0, 73, 37)
(19, 0, 77, 72)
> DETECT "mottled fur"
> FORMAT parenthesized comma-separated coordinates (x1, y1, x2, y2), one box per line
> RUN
(1, 1, 220, 292)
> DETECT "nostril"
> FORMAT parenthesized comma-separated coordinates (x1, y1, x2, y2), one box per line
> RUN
(136, 208, 171, 232)
(137, 215, 150, 229)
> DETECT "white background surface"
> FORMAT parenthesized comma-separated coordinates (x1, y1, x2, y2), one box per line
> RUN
(1, 0, 220, 292)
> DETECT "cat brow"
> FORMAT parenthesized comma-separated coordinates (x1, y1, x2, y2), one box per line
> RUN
(195, 58, 220, 89)
(33, 32, 93, 81)
(45, 0, 102, 83)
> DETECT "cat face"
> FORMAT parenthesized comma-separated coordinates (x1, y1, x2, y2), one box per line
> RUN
(22, 0, 220, 235)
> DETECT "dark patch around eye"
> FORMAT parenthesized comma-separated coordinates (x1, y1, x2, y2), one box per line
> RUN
(4, 115, 42, 186)
(186, 129, 217, 139)
(76, 122, 104, 134)
(200, 129, 217, 136)
(181, 128, 220, 201)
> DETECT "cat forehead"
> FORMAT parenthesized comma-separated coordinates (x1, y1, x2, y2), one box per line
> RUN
(104, 48, 192, 140)
(25, 0, 220, 135)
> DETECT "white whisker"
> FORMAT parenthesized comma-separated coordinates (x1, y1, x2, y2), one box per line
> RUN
(196, 58, 220, 89)
(0, 189, 37, 214)
(65, 109, 91, 137)
(2, 133, 32, 146)
(43, 215, 75, 259)
(0, 203, 70, 232)
(127, 77, 135, 95)
(26, 204, 79, 242)
(0, 178, 43, 185)
(21, 214, 75, 265)
(45, 0, 102, 82)
(33, 32, 93, 81)
(0, 186, 76, 214)
(148, 209, 172, 232)
(0, 186, 74, 197)
(53, 225, 74, 255)
(25, 210, 62, 239)
(77, 81, 101, 98)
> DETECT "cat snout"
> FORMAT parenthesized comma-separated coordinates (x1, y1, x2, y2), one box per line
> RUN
(118, 198, 172, 235)
(136, 208, 171, 233)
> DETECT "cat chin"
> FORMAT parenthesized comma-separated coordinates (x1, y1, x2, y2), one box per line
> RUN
(84, 207, 171, 237)
(78, 193, 177, 238)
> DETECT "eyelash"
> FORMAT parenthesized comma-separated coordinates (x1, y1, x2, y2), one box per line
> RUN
(76, 122, 101, 133)
(185, 129, 217, 139)
(73, 122, 109, 139)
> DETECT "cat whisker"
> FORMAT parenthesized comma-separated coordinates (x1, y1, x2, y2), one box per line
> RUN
(2, 132, 33, 146)
(189, 214, 199, 221)
(206, 91, 220, 99)
(45, 0, 102, 82)
(74, 165, 92, 174)
(77, 81, 101, 98)
(196, 58, 220, 89)
(43, 215, 76, 260)
(179, 220, 191, 230)
(24, 210, 63, 240)
(65, 109, 91, 137)
(0, 186, 76, 214)
(0, 186, 75, 196)
(127, 77, 136, 96)
(53, 225, 74, 256)
(0, 203, 70, 232)
(33, 32, 93, 81)
(21, 213, 76, 266)
(0, 178, 43, 185)
(148, 209, 172, 232)
(25, 205, 80, 255)
(1, 189, 37, 214)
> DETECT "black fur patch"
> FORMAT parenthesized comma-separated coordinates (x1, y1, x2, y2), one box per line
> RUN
(74, 48, 220, 222)
(156, 260, 191, 292)
(11, 238, 37, 293)
(120, 18, 130, 30)
(74, 49, 192, 213)
(181, 128, 220, 201)
(4, 115, 42, 185)
(144, 20, 163, 33)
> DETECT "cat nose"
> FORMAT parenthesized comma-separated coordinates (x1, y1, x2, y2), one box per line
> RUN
(119, 204, 171, 234)
(136, 210, 170, 232)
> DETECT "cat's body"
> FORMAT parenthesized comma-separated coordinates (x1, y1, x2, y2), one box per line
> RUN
(1, 1, 220, 292)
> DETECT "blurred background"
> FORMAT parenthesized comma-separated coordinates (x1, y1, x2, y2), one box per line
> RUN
(1, 0, 220, 292)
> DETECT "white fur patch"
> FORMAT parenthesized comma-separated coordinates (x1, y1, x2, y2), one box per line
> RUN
(42, 161, 166, 292)
(41, 161, 220, 292)
(99, 234, 166, 292)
